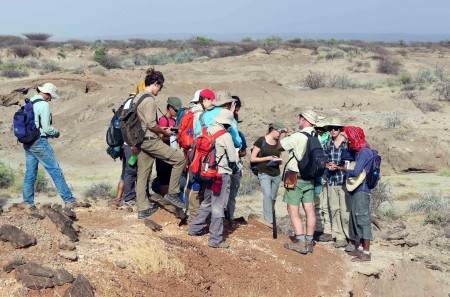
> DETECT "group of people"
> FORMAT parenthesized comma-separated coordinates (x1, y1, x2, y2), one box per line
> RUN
(19, 68, 375, 261)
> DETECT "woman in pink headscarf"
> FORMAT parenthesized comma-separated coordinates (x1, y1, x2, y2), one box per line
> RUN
(340, 126, 374, 262)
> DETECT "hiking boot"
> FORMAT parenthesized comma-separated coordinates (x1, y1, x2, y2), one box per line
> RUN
(332, 240, 348, 248)
(306, 241, 315, 253)
(318, 233, 333, 242)
(138, 204, 158, 219)
(344, 243, 356, 253)
(352, 253, 371, 262)
(284, 241, 308, 254)
(163, 193, 186, 209)
(64, 201, 79, 211)
(347, 248, 363, 257)
(209, 242, 230, 249)
(123, 199, 137, 208)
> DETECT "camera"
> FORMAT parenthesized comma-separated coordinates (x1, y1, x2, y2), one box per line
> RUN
(170, 127, 179, 133)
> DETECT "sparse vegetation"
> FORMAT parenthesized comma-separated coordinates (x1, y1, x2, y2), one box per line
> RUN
(433, 81, 450, 101)
(9, 44, 36, 58)
(258, 36, 282, 55)
(35, 169, 50, 193)
(1, 68, 29, 78)
(305, 70, 327, 89)
(377, 56, 401, 75)
(22, 32, 52, 41)
(437, 167, 450, 177)
(385, 110, 403, 128)
(410, 190, 449, 213)
(0, 161, 15, 189)
(84, 181, 114, 199)
(328, 74, 358, 89)
(370, 180, 392, 215)
(238, 172, 259, 196)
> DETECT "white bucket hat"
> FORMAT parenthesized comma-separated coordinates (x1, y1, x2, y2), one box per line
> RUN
(37, 83, 59, 99)
(189, 89, 203, 104)
(214, 109, 234, 125)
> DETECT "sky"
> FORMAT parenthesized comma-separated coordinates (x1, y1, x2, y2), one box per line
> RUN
(1, 0, 449, 41)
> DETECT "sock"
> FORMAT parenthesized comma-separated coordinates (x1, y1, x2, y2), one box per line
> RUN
(306, 235, 314, 242)
(295, 234, 306, 242)
(357, 246, 363, 251)
(362, 249, 370, 255)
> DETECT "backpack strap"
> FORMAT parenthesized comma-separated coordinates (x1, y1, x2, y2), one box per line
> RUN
(211, 129, 227, 140)
(199, 112, 206, 128)
(31, 99, 45, 129)
(31, 99, 45, 105)
(132, 93, 151, 109)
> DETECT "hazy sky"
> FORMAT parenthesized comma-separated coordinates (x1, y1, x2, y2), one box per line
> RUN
(1, 0, 449, 40)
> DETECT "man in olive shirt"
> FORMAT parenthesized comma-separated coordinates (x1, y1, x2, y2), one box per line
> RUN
(133, 69, 186, 219)
(278, 110, 318, 254)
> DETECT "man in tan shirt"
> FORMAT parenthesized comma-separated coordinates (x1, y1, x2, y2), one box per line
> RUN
(133, 69, 186, 219)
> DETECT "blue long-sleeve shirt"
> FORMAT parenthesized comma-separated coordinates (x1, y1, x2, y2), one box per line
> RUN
(194, 107, 242, 149)
(346, 146, 373, 193)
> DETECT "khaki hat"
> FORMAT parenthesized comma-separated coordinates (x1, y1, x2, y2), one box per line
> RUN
(213, 90, 236, 107)
(315, 116, 326, 128)
(37, 83, 59, 99)
(214, 109, 234, 125)
(346, 161, 366, 192)
(167, 96, 182, 110)
(300, 110, 318, 125)
(270, 121, 286, 130)
(325, 118, 345, 128)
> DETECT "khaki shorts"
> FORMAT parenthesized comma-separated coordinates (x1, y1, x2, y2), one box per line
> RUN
(283, 179, 314, 206)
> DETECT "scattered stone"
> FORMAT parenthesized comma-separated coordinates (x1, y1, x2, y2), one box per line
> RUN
(63, 274, 95, 297)
(16, 263, 54, 278)
(17, 274, 55, 290)
(3, 254, 26, 273)
(58, 251, 78, 261)
(14, 262, 74, 289)
(355, 266, 381, 277)
(28, 212, 45, 220)
(426, 263, 443, 271)
(116, 262, 127, 269)
(63, 208, 77, 220)
(43, 208, 79, 242)
(59, 241, 76, 251)
(0, 224, 37, 248)
(390, 239, 407, 246)
(387, 230, 409, 241)
(88, 231, 97, 239)
(72, 223, 81, 232)
(53, 269, 74, 286)
(144, 219, 162, 231)
(405, 241, 419, 247)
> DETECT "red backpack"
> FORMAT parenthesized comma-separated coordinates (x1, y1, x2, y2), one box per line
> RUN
(178, 110, 195, 149)
(190, 128, 227, 181)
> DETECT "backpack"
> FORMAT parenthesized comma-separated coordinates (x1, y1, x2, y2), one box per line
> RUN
(13, 98, 44, 144)
(189, 127, 227, 181)
(178, 109, 195, 149)
(295, 131, 327, 180)
(366, 149, 381, 189)
(175, 107, 188, 126)
(118, 94, 151, 147)
(106, 95, 134, 147)
(249, 136, 266, 176)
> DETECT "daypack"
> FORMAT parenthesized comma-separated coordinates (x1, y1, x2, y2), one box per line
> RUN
(366, 149, 381, 189)
(13, 98, 44, 144)
(175, 107, 188, 126)
(118, 94, 151, 147)
(106, 95, 134, 147)
(190, 127, 227, 181)
(295, 131, 327, 180)
(249, 136, 266, 176)
(178, 109, 195, 149)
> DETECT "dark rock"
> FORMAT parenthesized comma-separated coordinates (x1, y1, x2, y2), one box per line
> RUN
(3, 254, 26, 273)
(406, 241, 419, 247)
(63, 274, 95, 297)
(43, 208, 79, 242)
(387, 230, 409, 241)
(0, 224, 37, 248)
(16, 263, 54, 278)
(53, 269, 74, 286)
(63, 208, 77, 221)
(426, 264, 443, 271)
(29, 212, 45, 220)
(116, 262, 127, 269)
(17, 274, 55, 290)
(144, 219, 162, 231)
(59, 241, 76, 251)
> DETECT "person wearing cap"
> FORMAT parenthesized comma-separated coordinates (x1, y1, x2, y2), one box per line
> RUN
(340, 126, 374, 262)
(323, 118, 351, 249)
(250, 121, 286, 225)
(22, 83, 77, 210)
(189, 89, 205, 133)
(133, 68, 186, 219)
(193, 90, 242, 149)
(188, 109, 237, 249)
(278, 110, 318, 254)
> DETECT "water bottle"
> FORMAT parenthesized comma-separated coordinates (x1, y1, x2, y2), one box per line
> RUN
(170, 134, 178, 149)
(113, 119, 120, 129)
(128, 155, 138, 166)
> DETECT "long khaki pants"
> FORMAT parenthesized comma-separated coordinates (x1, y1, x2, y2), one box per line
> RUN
(314, 179, 332, 234)
(327, 184, 350, 241)
(136, 138, 185, 212)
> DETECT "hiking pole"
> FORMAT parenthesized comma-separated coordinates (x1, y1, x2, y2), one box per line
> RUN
(178, 171, 190, 227)
(272, 200, 277, 239)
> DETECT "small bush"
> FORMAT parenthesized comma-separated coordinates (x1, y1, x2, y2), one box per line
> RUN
(23, 58, 40, 69)
(423, 212, 445, 225)
(0, 161, 15, 189)
(1, 69, 29, 78)
(40, 60, 61, 73)
(410, 190, 449, 213)
(22, 33, 52, 41)
(433, 81, 450, 101)
(371, 180, 392, 215)
(0, 35, 24, 47)
(174, 49, 198, 64)
(95, 55, 122, 69)
(412, 100, 440, 113)
(91, 66, 106, 76)
(324, 49, 345, 60)
(120, 58, 135, 68)
(377, 56, 401, 75)
(305, 70, 327, 89)
(9, 45, 36, 58)
(35, 169, 49, 193)
(415, 66, 446, 84)
(258, 36, 282, 55)
(385, 110, 403, 128)
(397, 72, 412, 85)
(402, 90, 418, 100)
(147, 52, 173, 65)
(438, 167, 450, 177)
(84, 181, 113, 199)
(238, 173, 259, 196)
(328, 74, 358, 89)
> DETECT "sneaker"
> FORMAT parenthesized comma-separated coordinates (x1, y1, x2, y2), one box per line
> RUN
(163, 193, 186, 209)
(352, 253, 371, 262)
(123, 199, 137, 208)
(306, 241, 315, 253)
(332, 240, 348, 248)
(347, 248, 363, 257)
(284, 241, 308, 254)
(137, 204, 158, 219)
(344, 243, 355, 253)
(209, 242, 229, 249)
(318, 233, 333, 242)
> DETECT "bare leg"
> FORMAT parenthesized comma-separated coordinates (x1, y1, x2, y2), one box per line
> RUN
(287, 204, 304, 235)
(116, 180, 124, 202)
(361, 239, 370, 252)
(303, 202, 316, 236)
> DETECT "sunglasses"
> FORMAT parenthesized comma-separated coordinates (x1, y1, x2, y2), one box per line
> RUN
(328, 126, 341, 131)
(44, 93, 52, 99)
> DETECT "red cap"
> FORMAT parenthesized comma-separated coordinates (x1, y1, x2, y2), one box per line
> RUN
(199, 89, 215, 100)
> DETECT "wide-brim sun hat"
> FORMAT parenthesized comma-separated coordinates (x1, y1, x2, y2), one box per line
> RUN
(214, 109, 234, 125)
(189, 89, 203, 104)
(213, 90, 236, 107)
(346, 161, 366, 192)
(315, 116, 326, 128)
(37, 83, 59, 99)
(324, 118, 345, 128)
(300, 110, 318, 125)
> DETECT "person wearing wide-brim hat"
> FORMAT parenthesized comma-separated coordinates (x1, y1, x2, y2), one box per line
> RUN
(250, 121, 286, 226)
(188, 109, 237, 249)
(322, 118, 352, 249)
(21, 82, 78, 211)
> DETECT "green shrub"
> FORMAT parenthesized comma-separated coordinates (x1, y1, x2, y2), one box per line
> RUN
(1, 68, 29, 78)
(371, 180, 392, 215)
(40, 60, 61, 73)
(147, 52, 173, 65)
(377, 56, 401, 75)
(35, 169, 49, 192)
(94, 47, 107, 58)
(174, 49, 198, 64)
(238, 173, 259, 196)
(258, 36, 282, 54)
(95, 55, 122, 69)
(438, 167, 450, 177)
(84, 181, 114, 199)
(325, 49, 345, 60)
(397, 72, 412, 85)
(0, 162, 15, 189)
(9, 45, 36, 58)
(423, 212, 445, 226)
(305, 70, 327, 89)
(433, 81, 450, 101)
(410, 190, 449, 213)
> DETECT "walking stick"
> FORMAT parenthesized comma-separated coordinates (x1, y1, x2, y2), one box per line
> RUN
(272, 200, 277, 239)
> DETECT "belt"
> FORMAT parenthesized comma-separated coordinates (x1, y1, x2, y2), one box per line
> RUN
(143, 136, 159, 140)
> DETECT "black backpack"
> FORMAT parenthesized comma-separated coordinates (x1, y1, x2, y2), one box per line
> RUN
(106, 95, 134, 147)
(366, 149, 381, 189)
(118, 93, 151, 147)
(295, 132, 327, 180)
(250, 136, 266, 176)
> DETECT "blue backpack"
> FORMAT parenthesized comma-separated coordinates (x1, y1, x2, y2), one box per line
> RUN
(366, 149, 381, 189)
(13, 98, 44, 144)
